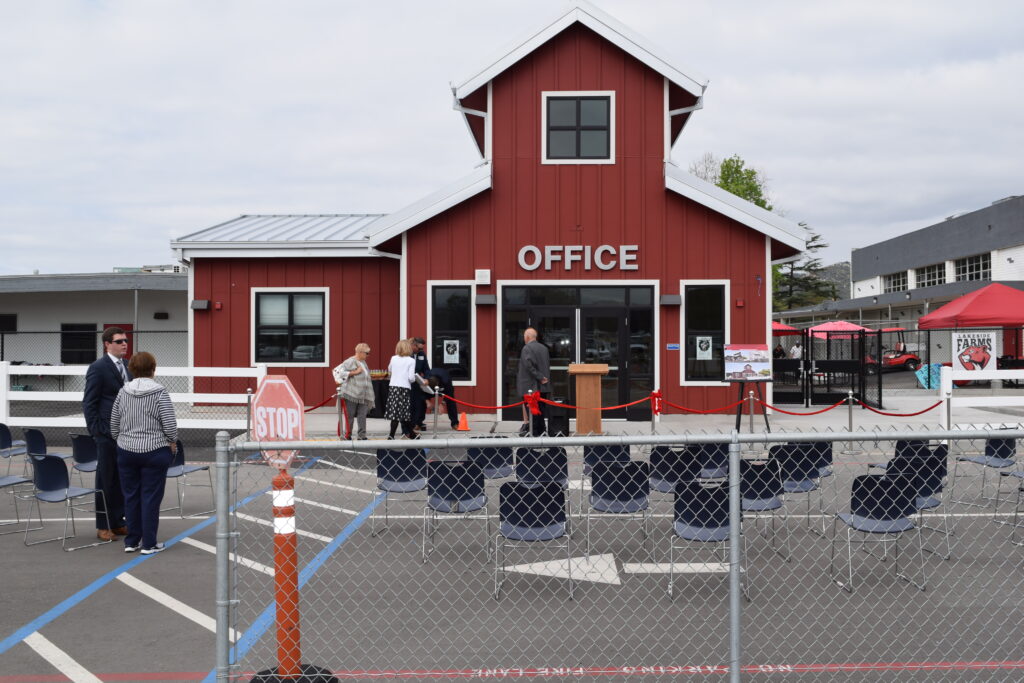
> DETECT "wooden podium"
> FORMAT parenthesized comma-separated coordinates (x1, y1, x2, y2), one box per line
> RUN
(569, 363, 609, 435)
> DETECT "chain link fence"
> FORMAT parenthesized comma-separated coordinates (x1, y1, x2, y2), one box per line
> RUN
(215, 425, 1024, 681)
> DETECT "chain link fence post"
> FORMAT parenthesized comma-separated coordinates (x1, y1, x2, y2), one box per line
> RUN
(728, 432, 742, 683)
(214, 430, 233, 681)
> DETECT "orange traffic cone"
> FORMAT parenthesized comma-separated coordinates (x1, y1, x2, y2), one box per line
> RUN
(456, 412, 471, 431)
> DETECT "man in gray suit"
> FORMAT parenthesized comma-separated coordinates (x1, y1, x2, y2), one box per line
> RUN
(516, 327, 550, 436)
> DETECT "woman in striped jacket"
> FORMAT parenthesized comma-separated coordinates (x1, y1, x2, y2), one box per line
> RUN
(110, 351, 178, 555)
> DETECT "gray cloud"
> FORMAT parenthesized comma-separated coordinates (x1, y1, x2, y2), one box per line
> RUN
(1, 0, 1021, 274)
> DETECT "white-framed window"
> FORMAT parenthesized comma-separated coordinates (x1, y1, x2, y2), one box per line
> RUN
(679, 279, 730, 386)
(427, 281, 476, 385)
(914, 263, 945, 288)
(882, 271, 908, 293)
(955, 253, 991, 282)
(251, 287, 329, 367)
(541, 91, 615, 165)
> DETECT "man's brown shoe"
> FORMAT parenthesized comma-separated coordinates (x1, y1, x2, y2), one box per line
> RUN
(96, 529, 116, 541)
(112, 526, 129, 536)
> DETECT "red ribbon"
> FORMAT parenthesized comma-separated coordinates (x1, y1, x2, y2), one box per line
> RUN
(524, 392, 542, 416)
(650, 389, 663, 416)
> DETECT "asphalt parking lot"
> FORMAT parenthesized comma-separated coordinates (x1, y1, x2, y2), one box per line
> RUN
(2, 406, 1022, 682)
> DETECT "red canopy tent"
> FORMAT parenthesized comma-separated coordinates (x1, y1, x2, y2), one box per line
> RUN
(771, 321, 800, 336)
(917, 283, 1024, 329)
(807, 320, 870, 339)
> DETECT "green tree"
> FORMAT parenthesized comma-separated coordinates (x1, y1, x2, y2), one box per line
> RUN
(689, 152, 834, 310)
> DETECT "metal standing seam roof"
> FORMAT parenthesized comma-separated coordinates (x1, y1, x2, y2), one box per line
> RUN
(173, 214, 385, 244)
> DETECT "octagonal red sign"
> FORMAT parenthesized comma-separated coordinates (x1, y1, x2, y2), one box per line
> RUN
(252, 375, 305, 469)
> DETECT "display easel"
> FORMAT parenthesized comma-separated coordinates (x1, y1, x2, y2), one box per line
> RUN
(731, 380, 771, 433)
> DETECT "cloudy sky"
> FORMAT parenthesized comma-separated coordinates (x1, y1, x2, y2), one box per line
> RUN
(2, 0, 1022, 275)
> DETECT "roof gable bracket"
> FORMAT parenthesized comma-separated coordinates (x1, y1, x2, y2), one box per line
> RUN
(669, 96, 703, 117)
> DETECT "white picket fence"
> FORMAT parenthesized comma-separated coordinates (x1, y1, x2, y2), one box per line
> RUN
(938, 364, 1024, 428)
(0, 360, 267, 430)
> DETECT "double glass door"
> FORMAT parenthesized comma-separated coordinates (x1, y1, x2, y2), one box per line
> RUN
(501, 287, 653, 421)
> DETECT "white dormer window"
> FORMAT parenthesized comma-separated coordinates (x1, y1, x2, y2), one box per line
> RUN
(541, 91, 615, 164)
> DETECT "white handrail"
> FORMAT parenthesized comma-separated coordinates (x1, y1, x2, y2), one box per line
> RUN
(938, 365, 1024, 429)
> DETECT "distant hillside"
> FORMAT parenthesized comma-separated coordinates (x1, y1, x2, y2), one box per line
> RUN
(819, 262, 851, 300)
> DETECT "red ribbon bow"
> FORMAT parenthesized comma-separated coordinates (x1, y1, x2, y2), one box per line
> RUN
(523, 391, 542, 416)
(650, 389, 663, 416)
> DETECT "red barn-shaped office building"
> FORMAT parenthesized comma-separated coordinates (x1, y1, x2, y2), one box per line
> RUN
(172, 3, 806, 418)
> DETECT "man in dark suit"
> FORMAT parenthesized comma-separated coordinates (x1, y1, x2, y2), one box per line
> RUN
(83, 326, 131, 541)
(517, 327, 551, 436)
(427, 367, 459, 429)
(410, 336, 431, 431)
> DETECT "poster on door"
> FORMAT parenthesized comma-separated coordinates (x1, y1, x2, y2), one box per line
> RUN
(443, 339, 460, 365)
(695, 336, 713, 360)
(953, 331, 996, 371)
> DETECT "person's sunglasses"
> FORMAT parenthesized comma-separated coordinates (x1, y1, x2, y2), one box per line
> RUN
(110, 339, 129, 344)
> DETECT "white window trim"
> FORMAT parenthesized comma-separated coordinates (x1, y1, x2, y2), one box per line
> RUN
(427, 280, 477, 387)
(495, 279, 660, 409)
(679, 279, 731, 387)
(541, 90, 616, 165)
(250, 287, 330, 368)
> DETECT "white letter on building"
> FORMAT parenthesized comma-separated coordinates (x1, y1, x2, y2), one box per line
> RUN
(563, 245, 584, 270)
(620, 245, 639, 271)
(544, 245, 563, 271)
(518, 245, 542, 271)
(594, 245, 617, 271)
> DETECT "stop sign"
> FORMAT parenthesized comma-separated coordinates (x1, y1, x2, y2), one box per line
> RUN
(252, 375, 305, 469)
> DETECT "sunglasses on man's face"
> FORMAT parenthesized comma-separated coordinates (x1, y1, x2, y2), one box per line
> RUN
(110, 339, 128, 345)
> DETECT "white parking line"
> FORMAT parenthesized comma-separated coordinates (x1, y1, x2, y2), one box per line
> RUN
(23, 632, 102, 683)
(179, 537, 275, 577)
(264, 490, 361, 516)
(116, 573, 239, 641)
(235, 512, 334, 542)
(314, 459, 373, 474)
(296, 475, 374, 494)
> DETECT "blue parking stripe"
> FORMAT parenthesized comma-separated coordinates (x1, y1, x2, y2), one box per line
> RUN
(0, 457, 319, 656)
(202, 492, 383, 683)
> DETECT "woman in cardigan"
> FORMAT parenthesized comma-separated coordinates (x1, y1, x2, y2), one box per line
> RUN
(332, 342, 376, 440)
(110, 351, 177, 555)
(385, 338, 418, 439)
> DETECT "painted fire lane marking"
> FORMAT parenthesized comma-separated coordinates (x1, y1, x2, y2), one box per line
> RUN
(623, 562, 729, 574)
(504, 554, 621, 584)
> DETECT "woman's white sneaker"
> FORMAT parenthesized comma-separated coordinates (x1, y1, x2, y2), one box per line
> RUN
(141, 543, 165, 555)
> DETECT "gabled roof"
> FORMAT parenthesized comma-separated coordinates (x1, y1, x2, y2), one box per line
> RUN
(366, 165, 493, 247)
(664, 163, 807, 256)
(453, 1, 708, 101)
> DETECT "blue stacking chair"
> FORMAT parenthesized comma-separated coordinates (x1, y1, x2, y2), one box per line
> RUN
(870, 443, 951, 559)
(998, 469, 1024, 546)
(372, 448, 427, 536)
(805, 441, 834, 479)
(585, 461, 651, 557)
(22, 429, 73, 464)
(951, 436, 1017, 509)
(163, 441, 214, 518)
(68, 434, 99, 486)
(740, 458, 789, 561)
(582, 444, 630, 476)
(467, 441, 514, 479)
(422, 461, 489, 562)
(1, 423, 27, 476)
(667, 480, 746, 599)
(516, 448, 569, 490)
(0, 472, 35, 537)
(493, 481, 573, 600)
(771, 443, 826, 535)
(692, 442, 729, 479)
(649, 446, 701, 494)
(24, 452, 111, 551)
(829, 473, 926, 593)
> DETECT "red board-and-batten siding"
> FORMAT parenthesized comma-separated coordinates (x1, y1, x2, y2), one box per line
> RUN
(407, 24, 769, 411)
(192, 257, 399, 401)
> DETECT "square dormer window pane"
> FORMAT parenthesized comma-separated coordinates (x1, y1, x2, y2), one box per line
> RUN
(549, 130, 577, 158)
(258, 294, 289, 325)
(580, 130, 609, 158)
(580, 99, 608, 126)
(548, 99, 577, 127)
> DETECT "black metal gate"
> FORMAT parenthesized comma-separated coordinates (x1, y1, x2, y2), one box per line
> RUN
(771, 329, 882, 408)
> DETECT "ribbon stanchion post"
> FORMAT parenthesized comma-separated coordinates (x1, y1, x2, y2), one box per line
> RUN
(841, 391, 863, 455)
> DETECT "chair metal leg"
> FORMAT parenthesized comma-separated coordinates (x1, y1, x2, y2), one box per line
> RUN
(1, 484, 43, 536)
(566, 534, 574, 601)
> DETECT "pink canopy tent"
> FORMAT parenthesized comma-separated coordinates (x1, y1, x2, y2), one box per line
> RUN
(807, 320, 870, 340)
(917, 283, 1024, 329)
(771, 321, 800, 336)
